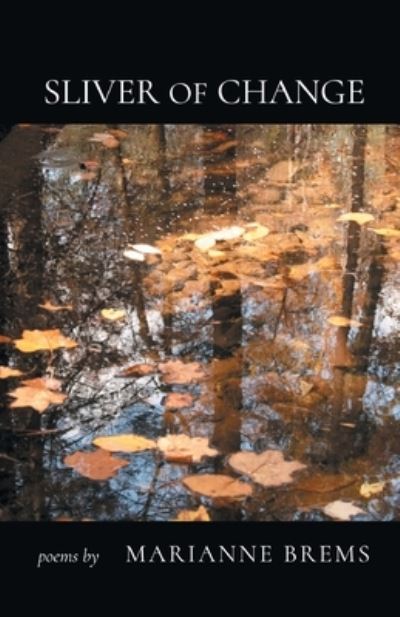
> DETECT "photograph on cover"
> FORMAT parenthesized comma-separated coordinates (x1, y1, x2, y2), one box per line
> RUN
(0, 123, 399, 522)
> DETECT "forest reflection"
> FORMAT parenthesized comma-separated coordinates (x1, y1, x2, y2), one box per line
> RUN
(0, 124, 400, 521)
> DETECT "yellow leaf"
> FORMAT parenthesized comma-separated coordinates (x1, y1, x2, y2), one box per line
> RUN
(101, 308, 126, 321)
(336, 212, 374, 225)
(243, 224, 270, 242)
(39, 300, 73, 312)
(372, 228, 400, 238)
(174, 506, 210, 521)
(208, 249, 226, 258)
(183, 474, 252, 500)
(328, 315, 363, 328)
(14, 329, 78, 353)
(360, 481, 385, 498)
(0, 366, 24, 379)
(93, 434, 156, 453)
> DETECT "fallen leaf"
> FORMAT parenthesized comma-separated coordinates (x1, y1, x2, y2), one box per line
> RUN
(211, 226, 245, 241)
(14, 329, 78, 352)
(108, 128, 128, 139)
(164, 392, 194, 410)
(64, 449, 128, 480)
(0, 335, 12, 344)
(123, 249, 145, 262)
(174, 505, 210, 521)
(229, 450, 306, 487)
(266, 160, 299, 183)
(129, 243, 162, 255)
(22, 376, 63, 391)
(336, 212, 374, 225)
(93, 434, 156, 453)
(328, 315, 363, 328)
(323, 500, 365, 521)
(157, 435, 218, 463)
(243, 224, 270, 242)
(159, 359, 206, 384)
(101, 308, 126, 321)
(89, 132, 119, 149)
(0, 366, 24, 379)
(195, 236, 216, 251)
(296, 472, 356, 493)
(372, 228, 400, 238)
(9, 381, 67, 413)
(360, 481, 385, 498)
(117, 364, 156, 378)
(82, 159, 100, 171)
(39, 300, 73, 312)
(183, 474, 252, 500)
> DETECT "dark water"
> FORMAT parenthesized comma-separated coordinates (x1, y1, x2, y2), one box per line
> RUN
(1, 124, 400, 521)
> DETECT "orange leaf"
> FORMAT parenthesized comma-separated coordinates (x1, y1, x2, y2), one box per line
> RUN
(14, 329, 78, 353)
(164, 392, 194, 410)
(39, 300, 73, 312)
(174, 505, 210, 521)
(0, 366, 24, 379)
(158, 359, 206, 384)
(64, 449, 129, 480)
(157, 435, 218, 463)
(22, 376, 63, 391)
(9, 385, 67, 413)
(183, 474, 252, 500)
(0, 335, 12, 344)
(108, 129, 128, 139)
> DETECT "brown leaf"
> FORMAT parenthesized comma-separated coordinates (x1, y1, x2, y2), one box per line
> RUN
(64, 449, 128, 480)
(229, 450, 306, 487)
(183, 474, 252, 500)
(157, 435, 218, 463)
(0, 335, 12, 344)
(117, 364, 156, 378)
(211, 139, 238, 154)
(296, 472, 356, 493)
(174, 505, 210, 521)
(164, 392, 194, 410)
(93, 434, 156, 453)
(39, 300, 73, 312)
(22, 376, 63, 391)
(0, 366, 24, 379)
(266, 160, 299, 183)
(108, 129, 128, 139)
(82, 159, 100, 171)
(323, 500, 366, 521)
(159, 359, 205, 384)
(14, 329, 78, 353)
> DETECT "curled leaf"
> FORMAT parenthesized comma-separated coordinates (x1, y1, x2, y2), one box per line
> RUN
(336, 212, 374, 225)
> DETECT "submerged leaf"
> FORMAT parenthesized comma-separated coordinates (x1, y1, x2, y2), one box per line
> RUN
(360, 481, 385, 498)
(337, 212, 374, 225)
(157, 435, 218, 463)
(101, 308, 126, 321)
(14, 329, 78, 353)
(323, 500, 366, 520)
(64, 449, 128, 480)
(164, 392, 194, 410)
(229, 450, 306, 487)
(0, 366, 24, 379)
(183, 474, 252, 500)
(158, 359, 206, 384)
(328, 315, 363, 328)
(117, 364, 156, 378)
(0, 335, 12, 344)
(93, 434, 156, 453)
(174, 505, 210, 521)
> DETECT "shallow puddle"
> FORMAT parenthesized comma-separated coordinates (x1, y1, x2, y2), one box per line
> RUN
(1, 124, 400, 521)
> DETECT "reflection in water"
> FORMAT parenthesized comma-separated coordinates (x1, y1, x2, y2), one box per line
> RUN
(1, 124, 400, 521)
